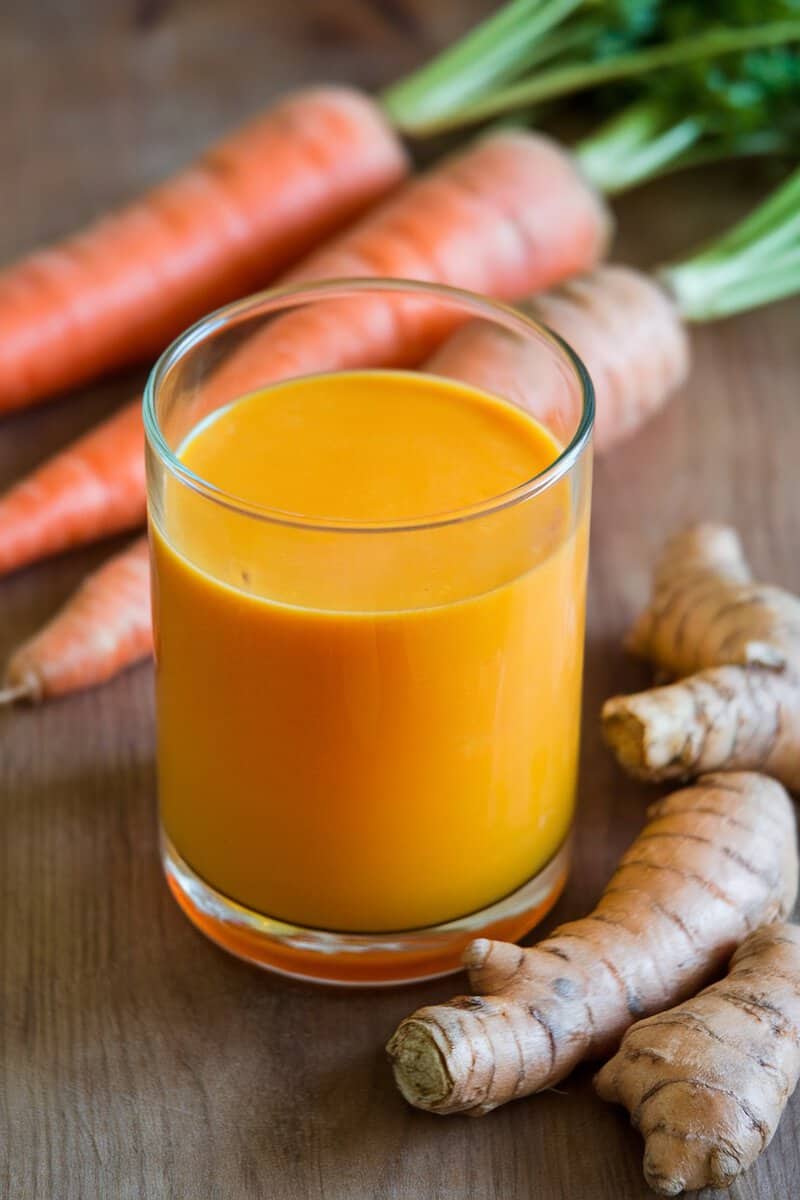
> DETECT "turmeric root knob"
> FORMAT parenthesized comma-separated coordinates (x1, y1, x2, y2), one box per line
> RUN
(595, 923, 800, 1196)
(602, 665, 800, 791)
(387, 773, 798, 1116)
(603, 523, 800, 786)
(626, 524, 800, 678)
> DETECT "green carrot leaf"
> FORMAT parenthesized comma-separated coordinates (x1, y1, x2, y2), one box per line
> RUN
(662, 165, 800, 320)
(383, 0, 800, 135)
(577, 44, 800, 192)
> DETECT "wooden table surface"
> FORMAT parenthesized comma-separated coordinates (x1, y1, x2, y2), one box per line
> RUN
(2, 3, 799, 1197)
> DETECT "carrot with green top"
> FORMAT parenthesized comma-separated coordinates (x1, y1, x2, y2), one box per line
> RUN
(8, 146, 799, 581)
(429, 163, 800, 453)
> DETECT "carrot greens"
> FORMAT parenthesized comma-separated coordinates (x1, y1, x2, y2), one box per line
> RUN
(663, 164, 800, 320)
(577, 44, 800, 192)
(383, 2, 800, 147)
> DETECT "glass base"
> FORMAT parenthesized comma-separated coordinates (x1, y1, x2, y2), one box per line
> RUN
(161, 830, 571, 987)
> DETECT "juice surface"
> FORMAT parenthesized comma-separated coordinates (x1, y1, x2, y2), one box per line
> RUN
(152, 370, 589, 932)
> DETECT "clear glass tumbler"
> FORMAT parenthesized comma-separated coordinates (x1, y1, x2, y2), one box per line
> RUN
(144, 278, 593, 985)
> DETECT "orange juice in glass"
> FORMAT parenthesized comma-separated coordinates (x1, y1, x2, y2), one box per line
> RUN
(144, 280, 593, 985)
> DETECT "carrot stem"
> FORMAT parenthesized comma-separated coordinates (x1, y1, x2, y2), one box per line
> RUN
(381, 0, 583, 132)
(576, 100, 707, 194)
(576, 90, 800, 195)
(662, 165, 800, 320)
(396, 21, 800, 136)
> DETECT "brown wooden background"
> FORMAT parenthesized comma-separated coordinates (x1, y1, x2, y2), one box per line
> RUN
(1, 3, 798, 1197)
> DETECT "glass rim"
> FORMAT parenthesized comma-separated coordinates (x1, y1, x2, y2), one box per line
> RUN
(143, 277, 594, 535)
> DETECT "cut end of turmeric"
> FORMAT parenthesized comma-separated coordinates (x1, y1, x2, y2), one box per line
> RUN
(600, 700, 652, 778)
(387, 1020, 454, 1111)
(603, 666, 800, 790)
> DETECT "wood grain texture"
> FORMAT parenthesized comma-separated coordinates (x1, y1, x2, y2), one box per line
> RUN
(0, 3, 798, 1197)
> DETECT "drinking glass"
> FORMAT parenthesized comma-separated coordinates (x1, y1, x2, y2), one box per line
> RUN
(144, 278, 593, 985)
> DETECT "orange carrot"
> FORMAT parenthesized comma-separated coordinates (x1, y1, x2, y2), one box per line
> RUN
(0, 401, 145, 575)
(426, 265, 690, 454)
(0, 87, 407, 414)
(0, 537, 152, 703)
(0, 129, 611, 578)
(204, 129, 612, 404)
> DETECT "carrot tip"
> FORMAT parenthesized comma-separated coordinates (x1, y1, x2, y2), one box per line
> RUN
(0, 680, 36, 706)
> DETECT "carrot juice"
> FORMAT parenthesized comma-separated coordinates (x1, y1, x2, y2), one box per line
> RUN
(151, 368, 590, 937)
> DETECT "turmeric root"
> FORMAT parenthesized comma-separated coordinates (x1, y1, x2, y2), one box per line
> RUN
(605, 524, 800, 786)
(603, 666, 800, 791)
(387, 773, 797, 1116)
(595, 923, 800, 1196)
(626, 524, 800, 679)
